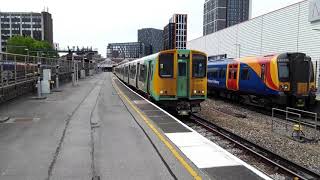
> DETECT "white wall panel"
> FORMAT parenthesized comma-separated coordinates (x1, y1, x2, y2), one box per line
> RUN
(297, 1, 320, 61)
(261, 4, 300, 54)
(187, 1, 320, 61)
(237, 17, 263, 56)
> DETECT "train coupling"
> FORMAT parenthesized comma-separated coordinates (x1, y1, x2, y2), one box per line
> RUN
(177, 101, 191, 116)
(176, 102, 202, 115)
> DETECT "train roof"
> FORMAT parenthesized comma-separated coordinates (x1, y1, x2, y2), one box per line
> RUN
(208, 58, 234, 66)
(117, 49, 207, 67)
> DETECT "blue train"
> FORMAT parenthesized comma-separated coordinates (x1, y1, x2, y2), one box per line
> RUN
(207, 53, 316, 107)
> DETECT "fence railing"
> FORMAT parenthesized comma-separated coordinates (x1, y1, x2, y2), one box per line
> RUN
(271, 107, 319, 142)
(0, 52, 97, 101)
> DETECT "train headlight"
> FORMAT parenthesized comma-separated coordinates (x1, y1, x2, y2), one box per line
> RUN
(284, 85, 288, 90)
(194, 90, 197, 94)
(160, 90, 164, 94)
(202, 90, 205, 94)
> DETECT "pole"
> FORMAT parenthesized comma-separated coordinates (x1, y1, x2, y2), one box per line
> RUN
(72, 54, 75, 86)
(56, 62, 60, 89)
(37, 53, 42, 98)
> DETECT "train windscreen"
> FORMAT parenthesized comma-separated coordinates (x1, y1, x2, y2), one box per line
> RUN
(278, 60, 290, 82)
(192, 54, 207, 78)
(159, 53, 174, 78)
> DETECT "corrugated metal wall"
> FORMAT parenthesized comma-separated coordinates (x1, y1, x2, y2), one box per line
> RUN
(188, 0, 320, 59)
(188, 0, 320, 87)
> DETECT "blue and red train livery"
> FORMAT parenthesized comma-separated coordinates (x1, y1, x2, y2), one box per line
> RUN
(207, 53, 316, 107)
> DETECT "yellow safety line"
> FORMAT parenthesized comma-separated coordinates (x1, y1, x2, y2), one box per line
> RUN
(112, 78, 202, 180)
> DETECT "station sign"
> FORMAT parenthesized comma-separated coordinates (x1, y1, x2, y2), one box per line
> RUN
(309, 0, 320, 22)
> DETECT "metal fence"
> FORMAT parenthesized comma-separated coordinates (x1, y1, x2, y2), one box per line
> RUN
(271, 107, 319, 142)
(0, 52, 97, 103)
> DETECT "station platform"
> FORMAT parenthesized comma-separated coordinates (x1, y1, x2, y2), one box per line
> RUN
(0, 72, 271, 180)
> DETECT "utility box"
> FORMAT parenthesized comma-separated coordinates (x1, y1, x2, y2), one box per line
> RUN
(43, 69, 51, 81)
(41, 80, 51, 94)
(89, 70, 94, 76)
(80, 70, 86, 79)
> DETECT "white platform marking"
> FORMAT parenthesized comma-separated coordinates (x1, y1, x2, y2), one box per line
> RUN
(166, 132, 241, 168)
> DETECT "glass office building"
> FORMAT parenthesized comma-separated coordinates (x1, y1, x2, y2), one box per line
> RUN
(203, 0, 251, 35)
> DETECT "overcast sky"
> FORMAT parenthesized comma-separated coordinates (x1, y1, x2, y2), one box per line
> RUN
(1, 0, 303, 57)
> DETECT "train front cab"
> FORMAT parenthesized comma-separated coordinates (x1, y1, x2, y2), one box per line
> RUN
(153, 49, 207, 115)
(277, 53, 316, 107)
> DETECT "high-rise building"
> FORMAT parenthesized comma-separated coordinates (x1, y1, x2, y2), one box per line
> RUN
(138, 28, 163, 54)
(163, 23, 175, 50)
(203, 0, 252, 35)
(0, 11, 53, 52)
(163, 14, 187, 50)
(106, 42, 151, 59)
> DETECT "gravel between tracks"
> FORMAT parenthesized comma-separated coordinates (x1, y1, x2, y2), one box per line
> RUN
(198, 98, 320, 174)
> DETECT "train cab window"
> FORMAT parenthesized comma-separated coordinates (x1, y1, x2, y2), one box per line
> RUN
(192, 54, 207, 78)
(278, 62, 289, 82)
(159, 53, 174, 78)
(241, 68, 250, 80)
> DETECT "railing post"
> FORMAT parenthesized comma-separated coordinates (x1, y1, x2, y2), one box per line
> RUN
(55, 60, 60, 90)
(14, 55, 17, 84)
(0, 53, 3, 96)
(72, 55, 75, 86)
(24, 55, 27, 81)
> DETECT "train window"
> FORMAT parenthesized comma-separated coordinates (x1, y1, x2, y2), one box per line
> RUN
(192, 54, 207, 78)
(241, 68, 250, 80)
(261, 64, 265, 81)
(139, 64, 145, 82)
(220, 69, 226, 78)
(212, 69, 219, 78)
(228, 71, 232, 79)
(233, 71, 237, 79)
(278, 62, 289, 81)
(159, 53, 174, 78)
(310, 62, 315, 82)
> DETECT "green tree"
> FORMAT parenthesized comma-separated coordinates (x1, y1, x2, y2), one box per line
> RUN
(6, 35, 58, 57)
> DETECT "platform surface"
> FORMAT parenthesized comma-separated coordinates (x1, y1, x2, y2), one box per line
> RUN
(0, 72, 203, 180)
(114, 75, 272, 180)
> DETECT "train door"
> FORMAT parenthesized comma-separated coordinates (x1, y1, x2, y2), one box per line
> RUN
(177, 59, 188, 97)
(127, 64, 130, 83)
(261, 64, 266, 92)
(147, 61, 153, 94)
(227, 63, 239, 91)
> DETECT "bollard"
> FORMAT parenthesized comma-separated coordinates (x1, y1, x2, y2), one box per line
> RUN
(37, 62, 42, 98)
(32, 61, 46, 99)
(56, 64, 59, 89)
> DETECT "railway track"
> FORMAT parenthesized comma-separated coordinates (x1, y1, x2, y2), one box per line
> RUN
(208, 96, 320, 131)
(188, 114, 320, 180)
